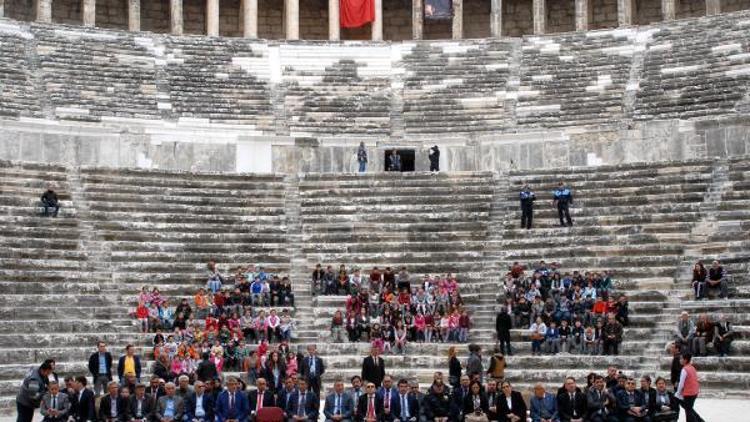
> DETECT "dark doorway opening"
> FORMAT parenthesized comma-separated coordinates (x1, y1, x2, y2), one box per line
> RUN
(385, 149, 415, 172)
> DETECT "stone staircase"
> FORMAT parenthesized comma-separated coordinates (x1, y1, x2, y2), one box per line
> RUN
(1, 157, 750, 411)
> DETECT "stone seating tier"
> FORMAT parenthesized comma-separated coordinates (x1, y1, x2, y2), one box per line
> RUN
(2, 12, 749, 134)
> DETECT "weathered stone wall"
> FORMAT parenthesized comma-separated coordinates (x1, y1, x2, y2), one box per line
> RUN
(464, 0, 491, 39)
(676, 0, 705, 18)
(218, 0, 241, 37)
(95, 0, 127, 30)
(258, 0, 283, 39)
(722, 0, 750, 12)
(590, 0, 619, 29)
(634, 0, 663, 25)
(383, 0, 412, 41)
(140, 0, 170, 33)
(503, 0, 534, 36)
(52, 0, 82, 25)
(299, 0, 328, 40)
(183, 0, 206, 35)
(5, 0, 34, 21)
(547, 0, 576, 33)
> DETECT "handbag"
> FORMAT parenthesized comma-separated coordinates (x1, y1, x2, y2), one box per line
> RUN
(465, 412, 489, 422)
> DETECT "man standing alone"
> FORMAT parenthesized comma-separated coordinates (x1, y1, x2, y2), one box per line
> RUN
(519, 183, 535, 230)
(357, 142, 368, 173)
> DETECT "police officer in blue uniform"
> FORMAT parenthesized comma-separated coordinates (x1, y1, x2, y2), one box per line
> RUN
(553, 181, 573, 227)
(519, 183, 536, 229)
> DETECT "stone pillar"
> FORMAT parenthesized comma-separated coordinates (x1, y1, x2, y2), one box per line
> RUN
(82, 0, 95, 26)
(285, 0, 299, 40)
(0, 0, 5, 18)
(412, 0, 423, 40)
(661, 0, 675, 20)
(705, 0, 721, 15)
(242, 0, 258, 38)
(490, 0, 502, 38)
(329, 0, 340, 41)
(575, 0, 588, 31)
(532, 0, 545, 35)
(128, 0, 141, 31)
(170, 0, 183, 35)
(206, 0, 219, 36)
(452, 0, 463, 39)
(617, 0, 633, 26)
(372, 0, 383, 41)
(36, 0, 52, 23)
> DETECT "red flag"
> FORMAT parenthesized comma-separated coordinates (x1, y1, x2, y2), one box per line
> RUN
(340, 0, 375, 28)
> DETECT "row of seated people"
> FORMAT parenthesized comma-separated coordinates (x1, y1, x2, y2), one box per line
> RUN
(25, 354, 695, 422)
(690, 260, 731, 300)
(313, 265, 430, 297)
(672, 311, 735, 357)
(327, 268, 469, 353)
(494, 264, 626, 357)
(207, 261, 296, 307)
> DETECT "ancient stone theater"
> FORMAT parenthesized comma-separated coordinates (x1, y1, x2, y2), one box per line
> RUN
(0, 0, 749, 419)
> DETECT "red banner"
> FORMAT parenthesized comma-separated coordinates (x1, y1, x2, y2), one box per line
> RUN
(340, 0, 375, 28)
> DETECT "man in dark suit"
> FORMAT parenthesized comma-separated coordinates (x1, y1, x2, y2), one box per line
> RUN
(88, 341, 113, 396)
(649, 377, 679, 422)
(361, 347, 385, 388)
(128, 383, 156, 422)
(71, 376, 96, 422)
(215, 377, 249, 422)
(356, 382, 383, 422)
(497, 381, 526, 422)
(616, 378, 649, 422)
(117, 345, 142, 384)
(277, 377, 298, 414)
(144, 376, 165, 404)
(391, 379, 418, 422)
(300, 345, 325, 398)
(98, 381, 128, 422)
(247, 378, 275, 420)
(185, 380, 215, 422)
(640, 376, 657, 420)
(557, 377, 586, 422)
(586, 375, 613, 422)
(323, 379, 354, 422)
(450, 375, 470, 421)
(286, 379, 318, 421)
(376, 375, 397, 421)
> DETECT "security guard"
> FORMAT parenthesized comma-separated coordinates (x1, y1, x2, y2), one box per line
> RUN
(553, 181, 573, 227)
(519, 183, 536, 229)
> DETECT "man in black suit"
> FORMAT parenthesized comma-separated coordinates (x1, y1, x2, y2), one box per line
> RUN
(450, 375, 470, 421)
(98, 381, 128, 422)
(497, 381, 527, 422)
(247, 378, 275, 420)
(144, 376, 165, 405)
(300, 345, 325, 398)
(128, 383, 156, 422)
(88, 341, 113, 396)
(392, 379, 418, 422)
(277, 377, 298, 414)
(361, 347, 385, 388)
(649, 377, 679, 422)
(639, 375, 657, 420)
(117, 345, 142, 384)
(286, 378, 318, 421)
(557, 377, 586, 422)
(71, 376, 96, 422)
(356, 382, 383, 422)
(185, 380, 215, 422)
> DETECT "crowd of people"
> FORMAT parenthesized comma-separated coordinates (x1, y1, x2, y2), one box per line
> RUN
(131, 261, 298, 381)
(673, 311, 735, 357)
(493, 262, 627, 356)
(319, 265, 471, 353)
(17, 339, 707, 422)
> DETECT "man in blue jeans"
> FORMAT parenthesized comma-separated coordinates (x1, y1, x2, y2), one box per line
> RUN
(357, 142, 368, 173)
(40, 185, 60, 217)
